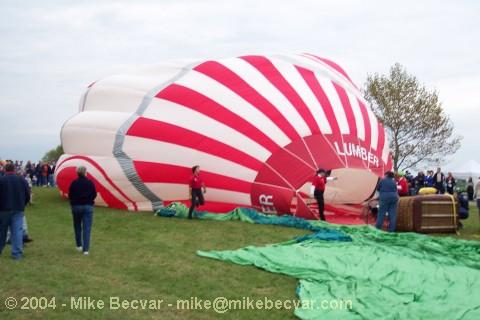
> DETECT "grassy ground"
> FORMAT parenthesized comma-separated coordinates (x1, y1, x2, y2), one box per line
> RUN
(1, 188, 478, 319)
(451, 201, 480, 241)
(1, 188, 304, 319)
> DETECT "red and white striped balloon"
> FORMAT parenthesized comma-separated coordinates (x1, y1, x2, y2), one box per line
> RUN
(56, 53, 392, 220)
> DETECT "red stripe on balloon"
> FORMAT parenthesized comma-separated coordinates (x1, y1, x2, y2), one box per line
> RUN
(295, 66, 341, 136)
(333, 82, 357, 137)
(88, 174, 128, 210)
(302, 53, 357, 88)
(156, 83, 279, 153)
(134, 161, 252, 194)
(56, 155, 138, 211)
(240, 55, 321, 134)
(56, 166, 128, 210)
(127, 117, 264, 171)
(194, 60, 300, 141)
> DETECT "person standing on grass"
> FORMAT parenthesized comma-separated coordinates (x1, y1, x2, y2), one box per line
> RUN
(466, 177, 474, 201)
(35, 162, 42, 186)
(474, 177, 480, 216)
(188, 165, 206, 219)
(395, 172, 409, 197)
(414, 171, 426, 195)
(0, 162, 30, 260)
(433, 167, 445, 194)
(68, 166, 97, 255)
(48, 161, 56, 187)
(425, 170, 434, 187)
(375, 171, 399, 232)
(311, 169, 331, 221)
(445, 172, 456, 195)
(41, 162, 49, 187)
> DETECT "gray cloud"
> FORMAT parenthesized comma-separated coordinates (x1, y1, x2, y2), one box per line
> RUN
(0, 0, 478, 166)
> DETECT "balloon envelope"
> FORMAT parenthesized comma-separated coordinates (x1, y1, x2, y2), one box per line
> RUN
(56, 54, 392, 220)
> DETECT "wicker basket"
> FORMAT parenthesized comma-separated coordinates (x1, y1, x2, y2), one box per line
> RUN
(397, 197, 416, 231)
(395, 195, 458, 233)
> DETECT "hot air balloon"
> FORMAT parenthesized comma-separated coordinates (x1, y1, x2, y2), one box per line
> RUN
(55, 53, 392, 222)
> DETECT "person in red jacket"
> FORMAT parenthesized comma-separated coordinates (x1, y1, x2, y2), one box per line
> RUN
(311, 169, 328, 221)
(188, 165, 206, 219)
(395, 172, 409, 197)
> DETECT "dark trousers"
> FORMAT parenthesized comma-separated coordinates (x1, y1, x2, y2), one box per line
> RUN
(314, 189, 325, 221)
(435, 182, 444, 194)
(467, 191, 473, 201)
(71, 205, 93, 252)
(0, 211, 14, 255)
(0, 211, 24, 258)
(188, 189, 204, 219)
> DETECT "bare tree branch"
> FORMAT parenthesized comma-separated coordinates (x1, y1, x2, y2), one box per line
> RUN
(364, 63, 462, 171)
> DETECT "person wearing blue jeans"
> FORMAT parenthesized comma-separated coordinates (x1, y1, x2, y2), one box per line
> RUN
(71, 205, 93, 253)
(375, 171, 399, 232)
(0, 162, 31, 260)
(68, 166, 97, 255)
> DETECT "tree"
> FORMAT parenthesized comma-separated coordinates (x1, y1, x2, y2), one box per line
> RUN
(364, 63, 461, 171)
(42, 145, 64, 163)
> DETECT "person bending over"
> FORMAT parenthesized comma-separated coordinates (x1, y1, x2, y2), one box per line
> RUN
(454, 190, 469, 229)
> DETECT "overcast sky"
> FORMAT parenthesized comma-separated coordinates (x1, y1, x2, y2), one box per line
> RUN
(0, 0, 478, 169)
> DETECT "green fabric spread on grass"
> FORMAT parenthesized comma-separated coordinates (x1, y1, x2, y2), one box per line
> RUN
(155, 203, 351, 242)
(198, 224, 480, 320)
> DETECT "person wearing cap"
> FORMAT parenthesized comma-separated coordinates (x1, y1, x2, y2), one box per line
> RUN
(375, 171, 399, 232)
(0, 162, 30, 260)
(310, 169, 337, 221)
(68, 166, 97, 255)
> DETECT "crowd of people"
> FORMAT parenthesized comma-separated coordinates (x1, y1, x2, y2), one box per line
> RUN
(0, 159, 97, 260)
(0, 160, 56, 187)
(398, 168, 464, 196)
(1, 158, 479, 260)
(375, 167, 480, 232)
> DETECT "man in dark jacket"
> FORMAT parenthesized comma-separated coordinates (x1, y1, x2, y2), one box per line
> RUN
(0, 162, 30, 260)
(68, 166, 97, 255)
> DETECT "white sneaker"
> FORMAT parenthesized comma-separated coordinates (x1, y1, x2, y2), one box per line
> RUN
(76, 246, 82, 252)
(83, 251, 89, 255)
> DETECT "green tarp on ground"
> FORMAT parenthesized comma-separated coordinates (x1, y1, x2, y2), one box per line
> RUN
(198, 224, 480, 319)
(157, 203, 480, 319)
(156, 203, 351, 242)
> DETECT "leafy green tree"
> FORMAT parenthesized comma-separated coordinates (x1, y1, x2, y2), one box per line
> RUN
(364, 63, 461, 171)
(42, 145, 64, 163)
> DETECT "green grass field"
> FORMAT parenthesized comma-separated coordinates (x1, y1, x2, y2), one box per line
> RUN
(1, 188, 479, 319)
